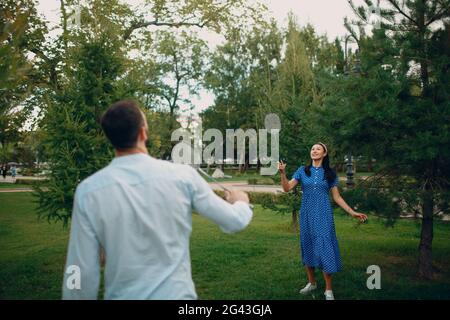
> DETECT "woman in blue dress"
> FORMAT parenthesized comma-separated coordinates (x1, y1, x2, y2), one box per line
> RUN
(278, 142, 367, 300)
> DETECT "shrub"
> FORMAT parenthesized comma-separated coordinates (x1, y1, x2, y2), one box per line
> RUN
(20, 167, 40, 176)
(247, 178, 275, 185)
(15, 178, 47, 186)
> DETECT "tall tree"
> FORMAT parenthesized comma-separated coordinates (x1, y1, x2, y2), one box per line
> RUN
(35, 33, 129, 225)
(152, 31, 207, 116)
(33, 0, 268, 224)
(203, 20, 282, 170)
(322, 0, 450, 278)
(0, 0, 47, 153)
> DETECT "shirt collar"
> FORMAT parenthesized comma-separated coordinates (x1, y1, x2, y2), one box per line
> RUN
(110, 153, 152, 165)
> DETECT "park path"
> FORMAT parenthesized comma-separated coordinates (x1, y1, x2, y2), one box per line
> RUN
(0, 182, 283, 194)
(0, 174, 369, 194)
(0, 189, 34, 193)
(2, 182, 449, 220)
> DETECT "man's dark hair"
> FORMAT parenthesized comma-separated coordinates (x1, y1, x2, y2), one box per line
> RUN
(101, 100, 144, 150)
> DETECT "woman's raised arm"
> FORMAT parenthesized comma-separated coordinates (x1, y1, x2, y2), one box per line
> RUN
(277, 161, 299, 192)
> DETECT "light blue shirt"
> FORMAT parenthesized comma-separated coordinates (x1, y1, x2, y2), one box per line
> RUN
(62, 153, 253, 300)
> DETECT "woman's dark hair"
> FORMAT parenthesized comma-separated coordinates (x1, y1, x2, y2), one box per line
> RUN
(304, 143, 337, 186)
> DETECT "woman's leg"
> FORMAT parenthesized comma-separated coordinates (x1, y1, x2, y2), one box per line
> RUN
(322, 271, 332, 291)
(306, 266, 316, 285)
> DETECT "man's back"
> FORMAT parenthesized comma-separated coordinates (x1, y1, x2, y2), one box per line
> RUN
(62, 153, 253, 300)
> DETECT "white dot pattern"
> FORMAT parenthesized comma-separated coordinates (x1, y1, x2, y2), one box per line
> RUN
(293, 165, 342, 274)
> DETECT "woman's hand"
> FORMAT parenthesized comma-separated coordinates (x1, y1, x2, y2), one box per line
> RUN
(277, 161, 286, 174)
(277, 161, 298, 192)
(351, 212, 368, 222)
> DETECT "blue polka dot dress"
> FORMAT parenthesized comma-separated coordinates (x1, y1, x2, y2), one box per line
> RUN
(292, 165, 342, 274)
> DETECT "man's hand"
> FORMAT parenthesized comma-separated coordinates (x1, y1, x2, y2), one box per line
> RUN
(224, 190, 250, 204)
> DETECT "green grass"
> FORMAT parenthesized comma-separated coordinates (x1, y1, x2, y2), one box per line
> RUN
(0, 183, 32, 189)
(1, 193, 449, 300)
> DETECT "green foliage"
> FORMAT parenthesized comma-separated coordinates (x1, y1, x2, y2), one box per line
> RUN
(263, 15, 347, 174)
(152, 31, 207, 114)
(18, 168, 40, 177)
(0, 143, 13, 164)
(24, 0, 269, 226)
(326, 0, 450, 277)
(35, 35, 129, 226)
(339, 187, 401, 227)
(321, 2, 450, 211)
(213, 189, 301, 216)
(0, 0, 47, 151)
(247, 178, 275, 185)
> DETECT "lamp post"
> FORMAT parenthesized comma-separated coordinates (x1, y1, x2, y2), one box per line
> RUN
(345, 153, 355, 187)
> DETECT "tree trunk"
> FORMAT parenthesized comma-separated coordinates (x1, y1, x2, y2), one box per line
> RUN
(291, 208, 299, 232)
(418, 189, 434, 279)
(417, 4, 434, 279)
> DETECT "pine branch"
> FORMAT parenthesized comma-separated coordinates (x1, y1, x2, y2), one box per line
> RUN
(425, 0, 450, 27)
(385, 0, 418, 26)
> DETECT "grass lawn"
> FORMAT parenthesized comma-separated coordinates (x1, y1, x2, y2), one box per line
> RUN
(0, 192, 449, 300)
(0, 183, 32, 189)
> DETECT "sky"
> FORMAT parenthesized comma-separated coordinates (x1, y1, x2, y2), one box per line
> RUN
(35, 0, 361, 114)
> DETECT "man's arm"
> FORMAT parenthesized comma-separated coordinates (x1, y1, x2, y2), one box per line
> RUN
(189, 167, 253, 234)
(62, 188, 101, 300)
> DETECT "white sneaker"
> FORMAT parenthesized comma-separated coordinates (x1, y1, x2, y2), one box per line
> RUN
(324, 290, 334, 300)
(299, 282, 317, 295)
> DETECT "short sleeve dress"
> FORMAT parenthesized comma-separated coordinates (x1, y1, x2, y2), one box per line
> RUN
(292, 165, 342, 274)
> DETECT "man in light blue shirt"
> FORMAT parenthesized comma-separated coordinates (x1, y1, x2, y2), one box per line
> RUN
(62, 100, 253, 300)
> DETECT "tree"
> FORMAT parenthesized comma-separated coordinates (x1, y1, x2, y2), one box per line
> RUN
(153, 31, 207, 116)
(322, 0, 450, 278)
(203, 20, 282, 171)
(32, 0, 268, 224)
(147, 31, 208, 159)
(121, 0, 265, 41)
(35, 33, 129, 225)
(265, 15, 323, 230)
(0, 0, 47, 154)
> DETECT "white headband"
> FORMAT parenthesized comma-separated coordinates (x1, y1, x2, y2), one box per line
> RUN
(317, 142, 328, 154)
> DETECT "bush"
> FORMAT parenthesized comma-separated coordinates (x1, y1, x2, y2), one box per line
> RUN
(338, 187, 401, 226)
(15, 178, 47, 186)
(247, 178, 275, 185)
(213, 189, 300, 211)
(20, 167, 41, 176)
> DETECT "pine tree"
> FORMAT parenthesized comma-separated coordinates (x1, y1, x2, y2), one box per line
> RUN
(323, 0, 450, 278)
